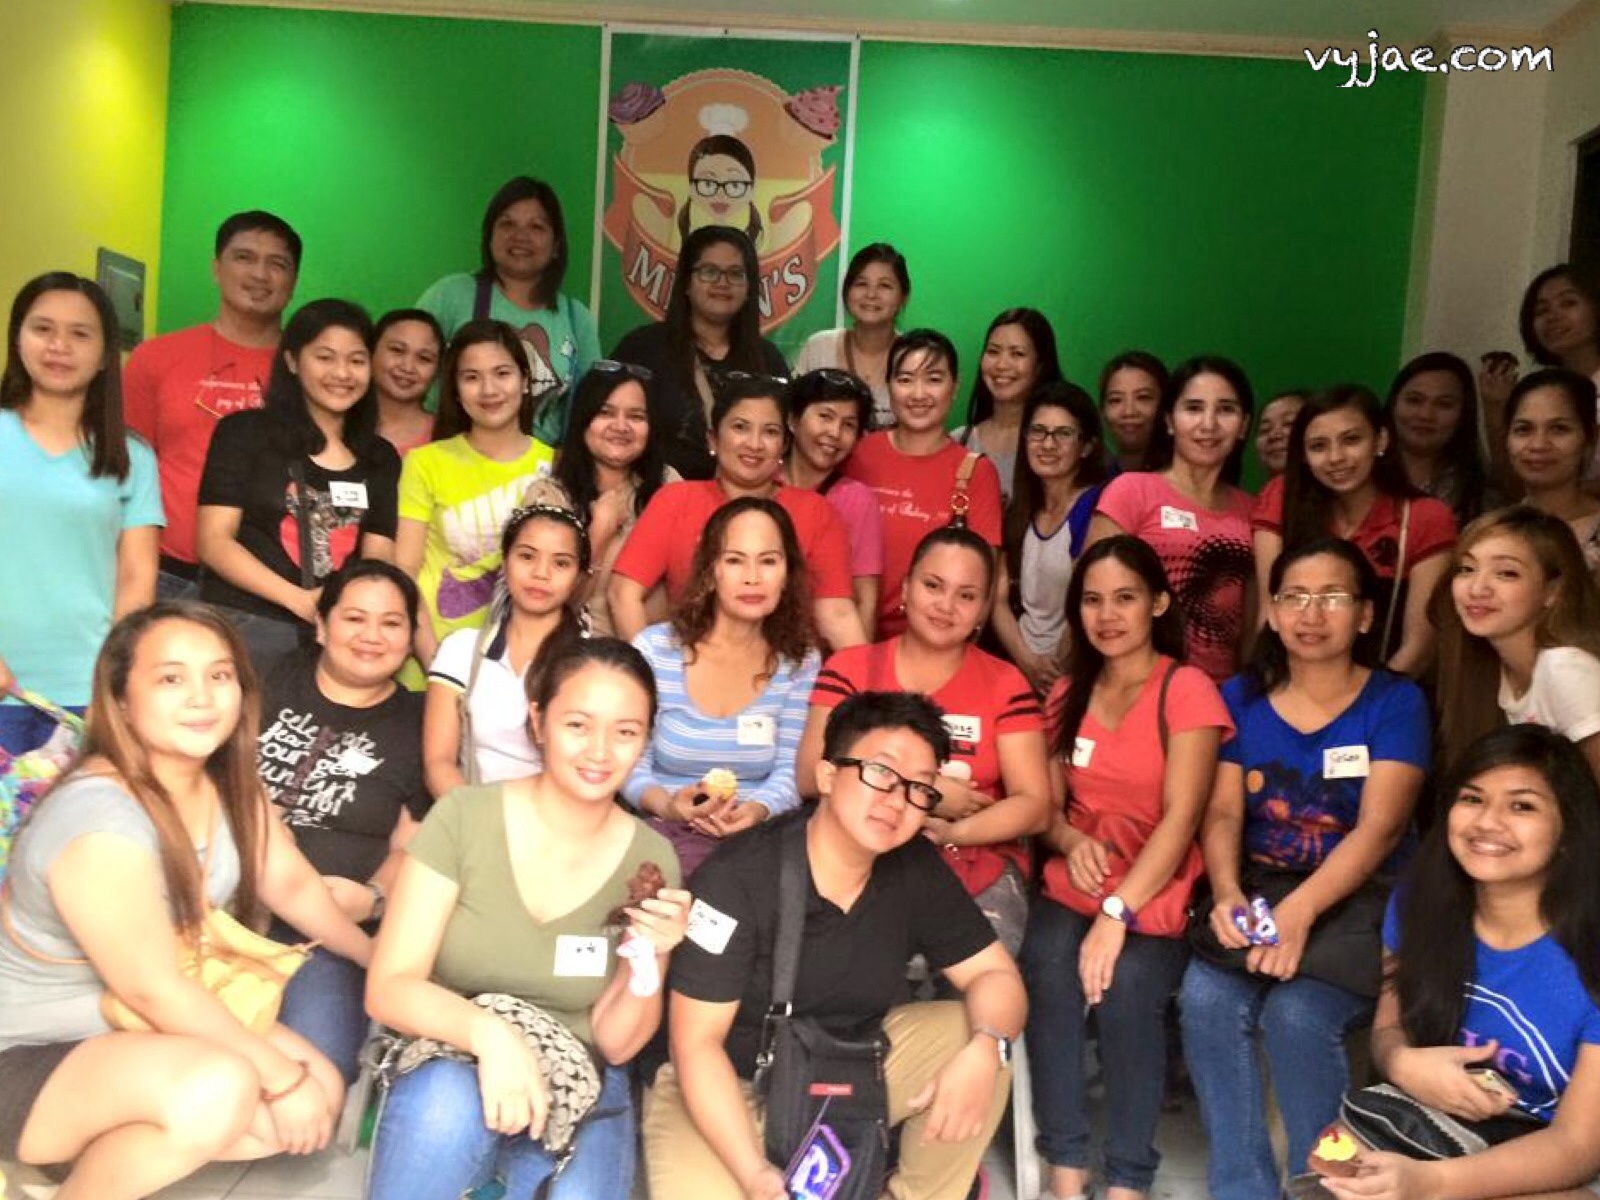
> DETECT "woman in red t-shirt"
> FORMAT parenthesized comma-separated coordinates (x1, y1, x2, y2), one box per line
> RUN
(843, 330, 1004, 639)
(1252, 385, 1456, 676)
(609, 375, 864, 650)
(1026, 535, 1231, 1200)
(798, 524, 1049, 952)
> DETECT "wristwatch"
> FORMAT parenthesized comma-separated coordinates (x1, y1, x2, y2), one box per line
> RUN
(1100, 894, 1139, 930)
(972, 1025, 1014, 1067)
(367, 880, 387, 922)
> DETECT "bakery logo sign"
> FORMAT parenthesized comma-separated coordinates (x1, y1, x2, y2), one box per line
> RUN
(603, 70, 843, 331)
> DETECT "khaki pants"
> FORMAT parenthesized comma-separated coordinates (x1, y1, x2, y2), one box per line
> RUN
(644, 1000, 1011, 1200)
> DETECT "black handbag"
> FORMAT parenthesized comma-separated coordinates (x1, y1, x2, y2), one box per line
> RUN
(1188, 865, 1389, 998)
(1340, 1082, 1542, 1159)
(753, 819, 891, 1200)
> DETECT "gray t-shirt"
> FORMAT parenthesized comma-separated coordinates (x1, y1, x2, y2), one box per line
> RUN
(0, 774, 241, 1051)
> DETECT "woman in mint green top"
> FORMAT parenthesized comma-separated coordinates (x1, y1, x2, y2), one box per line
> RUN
(0, 273, 163, 745)
(416, 177, 601, 446)
(366, 638, 691, 1200)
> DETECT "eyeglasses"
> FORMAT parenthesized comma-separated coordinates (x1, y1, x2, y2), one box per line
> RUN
(1271, 591, 1359, 612)
(691, 264, 750, 287)
(832, 757, 943, 812)
(692, 177, 752, 200)
(588, 359, 653, 383)
(1025, 424, 1081, 446)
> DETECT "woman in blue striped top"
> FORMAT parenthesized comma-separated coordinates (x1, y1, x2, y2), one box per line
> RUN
(624, 496, 821, 876)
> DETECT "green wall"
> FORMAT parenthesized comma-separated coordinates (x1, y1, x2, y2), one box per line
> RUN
(160, 6, 601, 329)
(162, 6, 1425, 463)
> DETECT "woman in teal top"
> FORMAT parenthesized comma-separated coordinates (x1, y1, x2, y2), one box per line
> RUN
(417, 177, 601, 446)
(0, 272, 162, 751)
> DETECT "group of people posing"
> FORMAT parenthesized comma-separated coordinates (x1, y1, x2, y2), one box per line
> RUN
(3, 177, 1600, 1200)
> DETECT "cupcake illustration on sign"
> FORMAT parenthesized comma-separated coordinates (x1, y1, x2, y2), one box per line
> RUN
(604, 70, 844, 332)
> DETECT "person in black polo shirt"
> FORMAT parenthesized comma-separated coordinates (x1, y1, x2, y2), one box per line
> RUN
(644, 691, 1026, 1200)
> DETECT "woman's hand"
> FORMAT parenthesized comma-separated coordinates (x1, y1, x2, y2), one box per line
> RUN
(1477, 358, 1519, 415)
(738, 1163, 789, 1200)
(1387, 1041, 1515, 1121)
(626, 887, 692, 955)
(1079, 913, 1128, 1005)
(289, 587, 322, 625)
(933, 774, 991, 821)
(320, 875, 376, 923)
(694, 801, 768, 839)
(470, 1011, 550, 1138)
(1248, 891, 1314, 980)
(1207, 889, 1252, 950)
(1066, 836, 1112, 897)
(264, 1068, 334, 1155)
(661, 784, 717, 825)
(1321, 1149, 1443, 1200)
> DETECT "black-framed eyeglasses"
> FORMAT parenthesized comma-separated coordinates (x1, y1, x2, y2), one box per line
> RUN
(588, 359, 653, 383)
(1025, 424, 1081, 446)
(692, 177, 752, 200)
(832, 757, 943, 812)
(690, 264, 750, 286)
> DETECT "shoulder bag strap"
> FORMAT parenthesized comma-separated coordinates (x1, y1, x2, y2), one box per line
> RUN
(457, 615, 499, 787)
(949, 450, 981, 526)
(472, 274, 495, 321)
(1379, 499, 1412, 660)
(770, 818, 810, 1009)
(1157, 658, 1176, 753)
(287, 460, 317, 590)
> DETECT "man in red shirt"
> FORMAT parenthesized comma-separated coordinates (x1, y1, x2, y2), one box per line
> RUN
(125, 211, 301, 597)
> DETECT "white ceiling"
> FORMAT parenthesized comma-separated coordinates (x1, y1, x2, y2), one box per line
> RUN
(314, 0, 1590, 46)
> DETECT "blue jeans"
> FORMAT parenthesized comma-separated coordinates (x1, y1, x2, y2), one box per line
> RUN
(367, 1057, 635, 1200)
(156, 568, 200, 602)
(0, 703, 85, 756)
(270, 923, 368, 1084)
(1179, 957, 1374, 1200)
(1021, 900, 1190, 1192)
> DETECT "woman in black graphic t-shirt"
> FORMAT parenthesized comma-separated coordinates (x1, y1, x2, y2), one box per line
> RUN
(197, 299, 401, 678)
(259, 560, 428, 1080)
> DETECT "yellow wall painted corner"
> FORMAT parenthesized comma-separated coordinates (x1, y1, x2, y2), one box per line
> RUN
(0, 0, 171, 336)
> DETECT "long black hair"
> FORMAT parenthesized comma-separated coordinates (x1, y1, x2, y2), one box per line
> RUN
(260, 298, 381, 457)
(664, 225, 766, 389)
(552, 364, 669, 522)
(1, 272, 131, 480)
(1144, 355, 1255, 486)
(1050, 536, 1186, 757)
(432, 319, 537, 441)
(962, 307, 1064, 431)
(1394, 725, 1600, 1048)
(1280, 384, 1417, 555)
(1003, 381, 1105, 581)
(1384, 352, 1488, 525)
(1241, 537, 1381, 698)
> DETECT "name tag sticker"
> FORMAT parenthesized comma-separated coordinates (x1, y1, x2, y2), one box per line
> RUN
(336, 746, 379, 776)
(737, 714, 777, 747)
(943, 714, 983, 745)
(1071, 737, 1096, 769)
(553, 935, 609, 977)
(1159, 505, 1199, 532)
(1323, 745, 1371, 779)
(329, 480, 369, 509)
(686, 899, 739, 955)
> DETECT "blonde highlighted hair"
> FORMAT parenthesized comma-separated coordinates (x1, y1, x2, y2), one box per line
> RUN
(1433, 505, 1600, 772)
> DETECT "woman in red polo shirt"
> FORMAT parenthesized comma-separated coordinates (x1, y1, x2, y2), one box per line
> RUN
(608, 375, 864, 650)
(797, 524, 1050, 953)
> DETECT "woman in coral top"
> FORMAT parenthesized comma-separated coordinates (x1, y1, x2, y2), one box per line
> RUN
(797, 524, 1050, 953)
